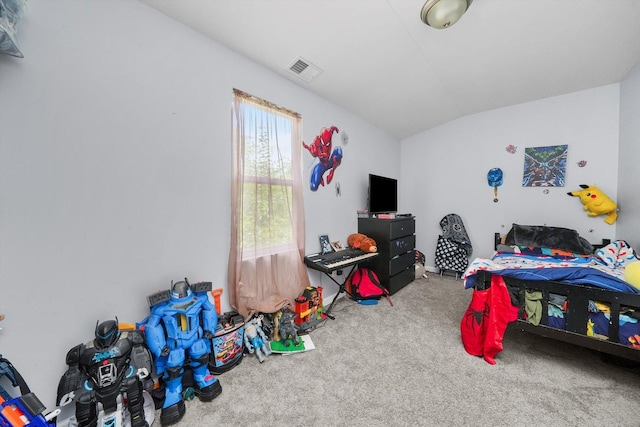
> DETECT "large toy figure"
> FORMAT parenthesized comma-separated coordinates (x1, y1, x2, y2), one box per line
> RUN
(144, 279, 222, 426)
(243, 315, 271, 363)
(274, 308, 302, 347)
(56, 318, 154, 427)
(303, 125, 343, 191)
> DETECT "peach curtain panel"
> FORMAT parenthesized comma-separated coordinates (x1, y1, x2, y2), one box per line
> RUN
(228, 89, 310, 318)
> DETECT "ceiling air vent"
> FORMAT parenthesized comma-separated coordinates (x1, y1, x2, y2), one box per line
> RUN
(287, 57, 323, 83)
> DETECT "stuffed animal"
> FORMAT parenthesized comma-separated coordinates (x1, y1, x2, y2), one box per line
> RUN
(625, 261, 640, 290)
(567, 184, 618, 225)
(347, 233, 377, 253)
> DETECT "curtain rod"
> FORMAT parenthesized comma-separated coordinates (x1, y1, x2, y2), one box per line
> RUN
(233, 88, 301, 119)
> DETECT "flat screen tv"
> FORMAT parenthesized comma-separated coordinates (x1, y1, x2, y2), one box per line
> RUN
(368, 174, 397, 214)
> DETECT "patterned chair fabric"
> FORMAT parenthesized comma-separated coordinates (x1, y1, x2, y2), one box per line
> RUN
(435, 213, 472, 274)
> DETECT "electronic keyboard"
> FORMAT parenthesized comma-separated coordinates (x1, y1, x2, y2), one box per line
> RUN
(304, 248, 378, 274)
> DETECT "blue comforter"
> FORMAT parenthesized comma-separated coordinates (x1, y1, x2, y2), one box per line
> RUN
(463, 252, 638, 294)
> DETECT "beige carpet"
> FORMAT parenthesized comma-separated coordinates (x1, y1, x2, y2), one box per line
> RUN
(155, 274, 640, 426)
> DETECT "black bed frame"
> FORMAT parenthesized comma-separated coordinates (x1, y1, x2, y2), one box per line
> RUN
(475, 234, 640, 362)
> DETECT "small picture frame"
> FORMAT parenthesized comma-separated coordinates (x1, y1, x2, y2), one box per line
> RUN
(319, 235, 333, 254)
(330, 241, 344, 252)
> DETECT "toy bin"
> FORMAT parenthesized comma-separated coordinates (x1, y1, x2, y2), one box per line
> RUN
(209, 311, 245, 374)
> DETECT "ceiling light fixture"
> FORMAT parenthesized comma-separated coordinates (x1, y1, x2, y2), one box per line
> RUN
(420, 0, 473, 29)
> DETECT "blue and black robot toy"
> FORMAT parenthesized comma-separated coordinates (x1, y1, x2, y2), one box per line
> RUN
(143, 278, 222, 426)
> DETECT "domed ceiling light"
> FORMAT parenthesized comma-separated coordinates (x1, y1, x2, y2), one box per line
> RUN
(420, 0, 473, 29)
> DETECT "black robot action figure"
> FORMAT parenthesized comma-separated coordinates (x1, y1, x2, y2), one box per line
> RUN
(57, 318, 153, 427)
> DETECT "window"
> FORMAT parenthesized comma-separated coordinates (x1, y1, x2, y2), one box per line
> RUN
(228, 89, 310, 317)
(237, 102, 295, 254)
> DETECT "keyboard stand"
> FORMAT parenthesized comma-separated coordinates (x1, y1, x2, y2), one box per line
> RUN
(321, 264, 359, 319)
(304, 251, 378, 318)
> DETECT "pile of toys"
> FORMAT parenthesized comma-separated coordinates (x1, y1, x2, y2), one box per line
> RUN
(0, 281, 327, 427)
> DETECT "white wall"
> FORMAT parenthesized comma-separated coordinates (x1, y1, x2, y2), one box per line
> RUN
(401, 85, 621, 265)
(2, 0, 636, 412)
(618, 61, 640, 249)
(0, 0, 400, 407)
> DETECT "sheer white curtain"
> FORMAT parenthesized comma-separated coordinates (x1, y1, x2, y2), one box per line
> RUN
(228, 89, 310, 318)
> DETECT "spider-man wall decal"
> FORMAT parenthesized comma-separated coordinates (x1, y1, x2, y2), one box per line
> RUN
(303, 126, 343, 191)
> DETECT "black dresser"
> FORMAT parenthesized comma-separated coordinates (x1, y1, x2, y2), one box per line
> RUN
(357, 217, 415, 295)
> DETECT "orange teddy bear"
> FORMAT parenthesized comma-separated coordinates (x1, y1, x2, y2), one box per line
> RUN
(347, 233, 377, 253)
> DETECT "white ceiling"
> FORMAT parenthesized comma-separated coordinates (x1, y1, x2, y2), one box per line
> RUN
(138, 0, 640, 140)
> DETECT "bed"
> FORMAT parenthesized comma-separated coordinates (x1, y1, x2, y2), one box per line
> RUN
(461, 224, 640, 363)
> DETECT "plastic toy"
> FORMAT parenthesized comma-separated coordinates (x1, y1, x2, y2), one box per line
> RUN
(347, 233, 377, 253)
(1, 394, 53, 427)
(487, 168, 503, 203)
(303, 126, 343, 191)
(0, 355, 56, 427)
(567, 184, 618, 224)
(210, 288, 224, 315)
(56, 318, 154, 427)
(207, 288, 244, 374)
(210, 311, 245, 373)
(143, 279, 222, 426)
(294, 286, 326, 332)
(273, 308, 302, 347)
(243, 315, 272, 363)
